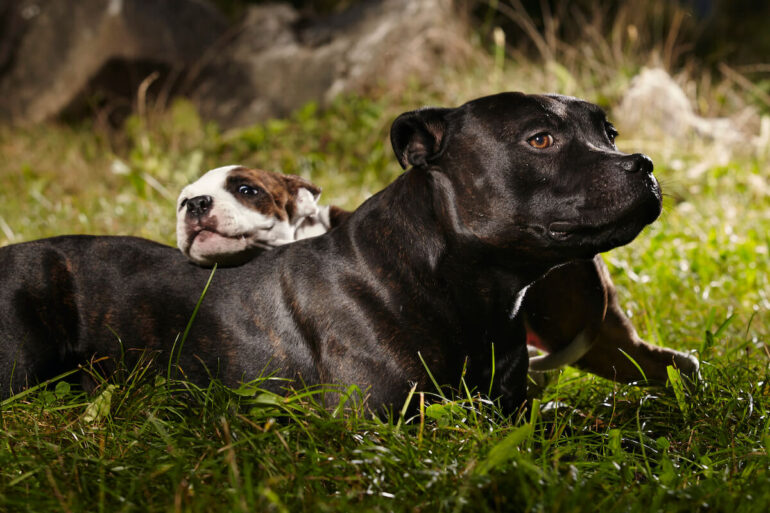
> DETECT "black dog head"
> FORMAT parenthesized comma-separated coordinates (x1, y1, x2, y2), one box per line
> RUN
(390, 92, 662, 262)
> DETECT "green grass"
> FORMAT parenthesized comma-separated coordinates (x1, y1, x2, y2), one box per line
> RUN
(1, 24, 770, 512)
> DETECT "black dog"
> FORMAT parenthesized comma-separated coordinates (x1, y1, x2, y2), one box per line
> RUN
(0, 93, 661, 413)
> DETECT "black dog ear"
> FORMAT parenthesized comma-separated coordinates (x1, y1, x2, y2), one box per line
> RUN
(390, 107, 453, 170)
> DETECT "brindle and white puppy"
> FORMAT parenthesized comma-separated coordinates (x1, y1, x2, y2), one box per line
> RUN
(176, 165, 346, 266)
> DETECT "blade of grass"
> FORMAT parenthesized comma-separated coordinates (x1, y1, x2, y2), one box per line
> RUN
(1, 367, 82, 407)
(417, 351, 446, 399)
(488, 342, 496, 398)
(173, 264, 217, 372)
(618, 348, 648, 382)
(396, 382, 418, 431)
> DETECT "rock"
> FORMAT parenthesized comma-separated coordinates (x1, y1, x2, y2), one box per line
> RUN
(615, 68, 761, 156)
(616, 68, 697, 139)
(0, 0, 228, 124)
(0, 0, 471, 128)
(192, 0, 471, 128)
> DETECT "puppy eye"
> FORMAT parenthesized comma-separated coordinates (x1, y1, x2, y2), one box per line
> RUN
(606, 123, 619, 143)
(238, 185, 259, 196)
(528, 133, 554, 149)
(178, 198, 188, 211)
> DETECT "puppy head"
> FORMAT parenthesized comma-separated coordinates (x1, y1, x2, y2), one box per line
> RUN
(390, 92, 662, 262)
(176, 165, 322, 266)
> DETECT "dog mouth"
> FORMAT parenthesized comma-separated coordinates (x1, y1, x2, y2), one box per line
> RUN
(546, 220, 616, 240)
(185, 220, 283, 257)
(191, 228, 235, 244)
(187, 216, 277, 244)
(546, 189, 662, 244)
(183, 228, 269, 266)
(189, 227, 267, 246)
(547, 221, 581, 240)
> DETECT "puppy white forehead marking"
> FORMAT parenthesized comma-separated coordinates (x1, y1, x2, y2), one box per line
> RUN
(177, 165, 240, 209)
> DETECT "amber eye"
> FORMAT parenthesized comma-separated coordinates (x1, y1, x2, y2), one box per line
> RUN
(528, 133, 554, 149)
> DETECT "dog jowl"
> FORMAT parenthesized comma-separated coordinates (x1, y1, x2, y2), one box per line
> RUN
(0, 93, 663, 413)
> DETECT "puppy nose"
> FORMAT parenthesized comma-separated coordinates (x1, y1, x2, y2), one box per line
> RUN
(186, 195, 213, 217)
(622, 153, 654, 174)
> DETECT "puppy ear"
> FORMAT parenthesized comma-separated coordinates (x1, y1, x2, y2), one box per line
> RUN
(390, 107, 452, 170)
(283, 174, 321, 199)
(293, 188, 321, 222)
(283, 174, 322, 222)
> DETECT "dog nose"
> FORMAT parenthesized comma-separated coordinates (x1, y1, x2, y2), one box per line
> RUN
(186, 195, 213, 217)
(621, 153, 654, 174)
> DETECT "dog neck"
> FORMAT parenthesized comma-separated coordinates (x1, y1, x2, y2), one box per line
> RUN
(337, 167, 552, 321)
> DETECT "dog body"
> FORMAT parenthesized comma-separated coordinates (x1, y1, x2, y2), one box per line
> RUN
(0, 93, 665, 411)
(176, 157, 697, 385)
